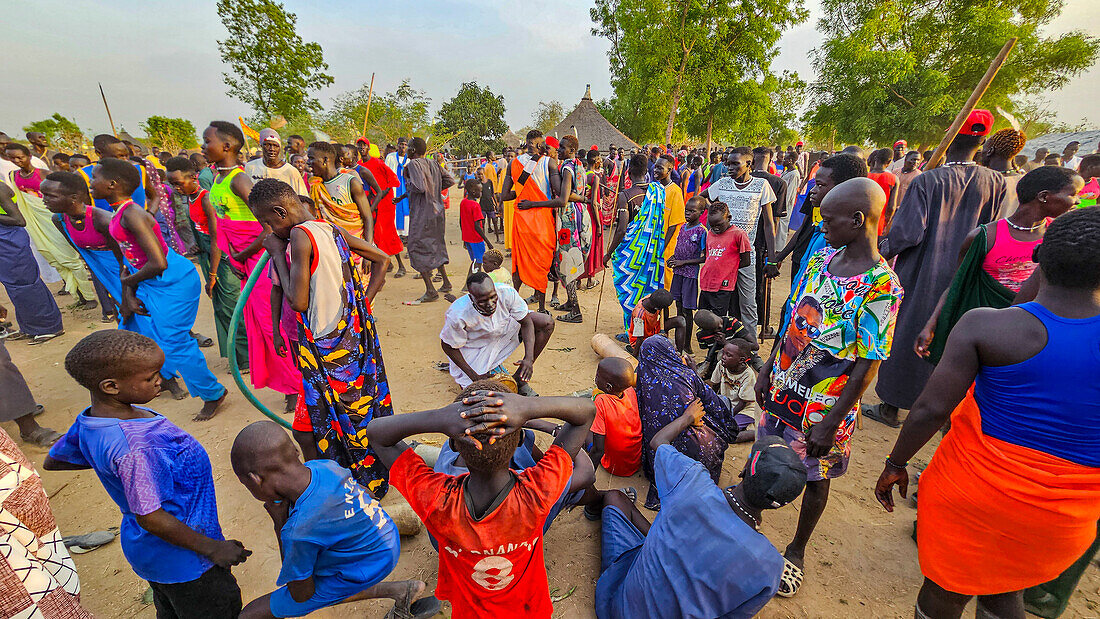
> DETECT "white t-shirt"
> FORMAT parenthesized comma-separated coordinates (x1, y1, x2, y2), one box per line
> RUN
(244, 159, 308, 196)
(1065, 155, 1082, 171)
(439, 284, 529, 387)
(705, 176, 777, 244)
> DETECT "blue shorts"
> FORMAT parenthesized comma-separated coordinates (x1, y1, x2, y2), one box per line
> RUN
(269, 573, 383, 618)
(670, 274, 699, 310)
(465, 241, 485, 262)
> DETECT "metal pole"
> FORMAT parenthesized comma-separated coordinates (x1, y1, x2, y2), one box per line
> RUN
(227, 251, 292, 429)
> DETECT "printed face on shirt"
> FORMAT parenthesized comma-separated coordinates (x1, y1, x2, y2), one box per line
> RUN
(781, 297, 823, 370)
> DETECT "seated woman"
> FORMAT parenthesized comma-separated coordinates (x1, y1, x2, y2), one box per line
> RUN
(636, 335, 744, 510)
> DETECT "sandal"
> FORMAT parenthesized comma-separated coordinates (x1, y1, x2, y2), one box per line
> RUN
(21, 427, 62, 448)
(556, 311, 583, 324)
(862, 403, 901, 428)
(517, 382, 539, 397)
(583, 279, 600, 290)
(29, 332, 64, 345)
(4, 330, 29, 341)
(403, 293, 440, 306)
(586, 486, 639, 520)
(777, 558, 804, 598)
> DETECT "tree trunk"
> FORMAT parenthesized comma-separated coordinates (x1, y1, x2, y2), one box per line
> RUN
(705, 114, 713, 154)
(664, 49, 690, 144)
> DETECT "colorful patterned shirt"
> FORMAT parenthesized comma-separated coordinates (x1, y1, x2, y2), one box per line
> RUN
(764, 247, 902, 435)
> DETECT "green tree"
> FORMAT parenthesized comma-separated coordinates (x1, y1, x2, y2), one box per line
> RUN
(532, 101, 565, 135)
(807, 0, 1099, 146)
(216, 0, 333, 121)
(140, 116, 198, 153)
(317, 79, 433, 144)
(23, 114, 85, 150)
(592, 0, 807, 144)
(437, 82, 508, 158)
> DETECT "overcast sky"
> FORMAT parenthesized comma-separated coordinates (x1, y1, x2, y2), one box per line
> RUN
(2, 0, 1096, 140)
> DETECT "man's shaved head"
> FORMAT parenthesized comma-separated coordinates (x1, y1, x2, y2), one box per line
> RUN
(819, 177, 885, 247)
(231, 421, 299, 476)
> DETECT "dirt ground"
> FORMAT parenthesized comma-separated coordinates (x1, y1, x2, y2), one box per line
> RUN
(5, 188, 1098, 618)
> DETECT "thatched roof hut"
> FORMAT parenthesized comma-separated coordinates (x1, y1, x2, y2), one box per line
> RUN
(549, 86, 639, 151)
(500, 129, 523, 149)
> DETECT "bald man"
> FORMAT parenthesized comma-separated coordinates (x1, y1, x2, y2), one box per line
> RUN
(231, 421, 437, 619)
(754, 177, 903, 597)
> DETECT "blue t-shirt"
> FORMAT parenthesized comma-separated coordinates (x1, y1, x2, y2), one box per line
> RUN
(596, 444, 783, 619)
(48, 408, 223, 584)
(80, 162, 146, 211)
(278, 460, 400, 587)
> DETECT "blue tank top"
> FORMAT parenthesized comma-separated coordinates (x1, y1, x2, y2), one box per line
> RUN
(973, 302, 1100, 466)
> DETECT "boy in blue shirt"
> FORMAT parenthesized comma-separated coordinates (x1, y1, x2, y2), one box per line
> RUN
(594, 399, 807, 619)
(44, 330, 249, 618)
(232, 421, 440, 619)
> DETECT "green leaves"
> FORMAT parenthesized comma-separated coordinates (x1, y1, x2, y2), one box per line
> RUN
(140, 117, 199, 152)
(593, 0, 809, 144)
(533, 101, 566, 135)
(23, 114, 85, 151)
(216, 0, 333, 122)
(807, 0, 1099, 146)
(437, 82, 509, 158)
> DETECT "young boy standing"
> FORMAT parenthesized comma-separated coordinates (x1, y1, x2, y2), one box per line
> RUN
(755, 178, 902, 597)
(231, 421, 439, 619)
(459, 180, 493, 280)
(699, 201, 752, 319)
(666, 196, 708, 352)
(248, 179, 394, 496)
(45, 330, 250, 618)
(366, 392, 596, 619)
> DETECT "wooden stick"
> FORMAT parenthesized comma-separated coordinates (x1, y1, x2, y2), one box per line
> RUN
(925, 38, 1017, 171)
(99, 83, 117, 138)
(361, 73, 376, 138)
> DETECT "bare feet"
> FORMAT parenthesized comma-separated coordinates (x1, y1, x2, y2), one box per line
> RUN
(193, 391, 227, 421)
(163, 377, 188, 400)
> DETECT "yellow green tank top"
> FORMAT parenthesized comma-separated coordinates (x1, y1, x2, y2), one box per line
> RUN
(209, 168, 255, 221)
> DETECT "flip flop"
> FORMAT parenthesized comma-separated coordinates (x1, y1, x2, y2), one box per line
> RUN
(584, 487, 637, 521)
(582, 279, 600, 290)
(614, 333, 629, 343)
(29, 332, 64, 345)
(517, 382, 539, 397)
(394, 269, 407, 279)
(20, 427, 62, 448)
(777, 558, 804, 598)
(862, 403, 901, 428)
(403, 294, 440, 306)
(63, 528, 118, 554)
(4, 330, 29, 341)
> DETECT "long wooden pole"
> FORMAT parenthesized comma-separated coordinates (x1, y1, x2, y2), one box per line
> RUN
(924, 37, 1016, 171)
(99, 83, 118, 138)
(361, 73, 376, 138)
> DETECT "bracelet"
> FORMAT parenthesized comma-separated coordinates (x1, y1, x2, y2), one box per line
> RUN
(885, 456, 908, 470)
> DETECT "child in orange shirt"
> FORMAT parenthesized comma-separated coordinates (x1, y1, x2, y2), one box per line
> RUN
(589, 357, 642, 477)
(628, 289, 686, 354)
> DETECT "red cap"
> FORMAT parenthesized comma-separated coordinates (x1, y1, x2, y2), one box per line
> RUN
(894, 139, 907, 148)
(545, 136, 560, 149)
(796, 141, 804, 146)
(590, 145, 599, 151)
(959, 109, 994, 136)
(356, 137, 369, 145)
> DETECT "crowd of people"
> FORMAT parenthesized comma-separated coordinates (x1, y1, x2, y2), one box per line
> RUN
(0, 107, 1098, 619)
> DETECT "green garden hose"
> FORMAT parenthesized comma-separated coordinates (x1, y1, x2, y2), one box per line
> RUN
(226, 251, 292, 429)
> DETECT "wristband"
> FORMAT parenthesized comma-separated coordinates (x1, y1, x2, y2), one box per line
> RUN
(885, 456, 908, 470)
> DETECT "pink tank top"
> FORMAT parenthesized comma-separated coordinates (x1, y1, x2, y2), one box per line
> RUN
(12, 169, 43, 197)
(64, 206, 111, 250)
(982, 218, 1046, 292)
(109, 201, 168, 269)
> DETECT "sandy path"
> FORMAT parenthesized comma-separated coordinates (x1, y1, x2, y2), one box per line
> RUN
(4, 189, 1097, 618)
